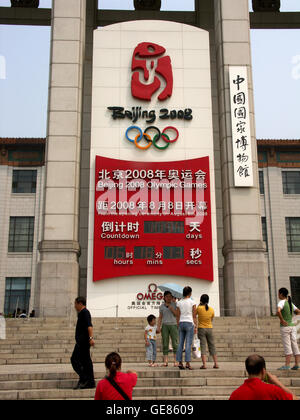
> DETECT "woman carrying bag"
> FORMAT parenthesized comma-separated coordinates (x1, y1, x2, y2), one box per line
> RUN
(176, 286, 197, 370)
(277, 288, 300, 371)
(95, 353, 137, 400)
(197, 294, 219, 370)
(157, 291, 179, 367)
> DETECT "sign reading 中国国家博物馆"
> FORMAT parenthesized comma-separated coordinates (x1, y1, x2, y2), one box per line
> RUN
(229, 67, 254, 188)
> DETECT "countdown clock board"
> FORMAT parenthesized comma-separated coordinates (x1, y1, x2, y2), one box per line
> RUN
(93, 155, 214, 282)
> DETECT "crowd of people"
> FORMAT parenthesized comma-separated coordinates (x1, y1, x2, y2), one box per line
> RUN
(145, 287, 219, 371)
(71, 287, 300, 401)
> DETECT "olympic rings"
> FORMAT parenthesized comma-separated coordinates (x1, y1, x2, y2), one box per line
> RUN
(134, 133, 152, 150)
(125, 126, 143, 143)
(162, 127, 179, 143)
(125, 126, 179, 150)
(153, 133, 170, 150)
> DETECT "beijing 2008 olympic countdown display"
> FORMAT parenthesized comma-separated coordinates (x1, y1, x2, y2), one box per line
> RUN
(93, 155, 213, 282)
(87, 21, 220, 317)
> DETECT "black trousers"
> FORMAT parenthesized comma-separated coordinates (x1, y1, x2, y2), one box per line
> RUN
(71, 343, 95, 385)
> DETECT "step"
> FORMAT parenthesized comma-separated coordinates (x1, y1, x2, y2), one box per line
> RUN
(0, 316, 298, 400)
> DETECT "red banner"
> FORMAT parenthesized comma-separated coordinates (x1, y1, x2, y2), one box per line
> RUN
(93, 156, 214, 282)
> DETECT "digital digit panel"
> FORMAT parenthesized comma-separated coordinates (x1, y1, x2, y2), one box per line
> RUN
(163, 247, 184, 260)
(144, 221, 184, 234)
(134, 246, 155, 260)
(105, 247, 126, 259)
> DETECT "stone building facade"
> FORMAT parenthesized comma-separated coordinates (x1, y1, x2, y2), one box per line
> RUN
(0, 138, 45, 316)
(1, 138, 299, 316)
(258, 140, 300, 313)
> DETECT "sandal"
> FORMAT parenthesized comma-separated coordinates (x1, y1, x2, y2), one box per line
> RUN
(178, 363, 185, 370)
(213, 365, 220, 369)
(186, 363, 193, 370)
(161, 363, 168, 367)
(200, 365, 207, 370)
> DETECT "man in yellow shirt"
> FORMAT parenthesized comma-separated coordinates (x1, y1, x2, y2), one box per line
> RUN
(196, 294, 219, 369)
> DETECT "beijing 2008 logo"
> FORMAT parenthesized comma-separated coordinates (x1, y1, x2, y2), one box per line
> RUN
(131, 42, 173, 102)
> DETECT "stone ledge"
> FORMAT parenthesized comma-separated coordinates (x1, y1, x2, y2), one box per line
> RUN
(38, 240, 80, 255)
(222, 240, 266, 257)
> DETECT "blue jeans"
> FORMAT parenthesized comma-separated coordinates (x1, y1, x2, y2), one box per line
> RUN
(176, 322, 194, 363)
(146, 339, 157, 362)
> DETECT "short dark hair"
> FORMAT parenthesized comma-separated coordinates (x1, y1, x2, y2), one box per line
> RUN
(75, 297, 86, 306)
(183, 286, 192, 297)
(164, 291, 172, 298)
(245, 355, 266, 376)
(147, 314, 156, 324)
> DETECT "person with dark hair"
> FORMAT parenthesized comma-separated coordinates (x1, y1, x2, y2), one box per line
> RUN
(196, 294, 219, 370)
(95, 352, 137, 400)
(19, 309, 27, 319)
(71, 297, 95, 389)
(176, 286, 197, 370)
(229, 355, 297, 400)
(277, 288, 300, 371)
(145, 314, 158, 367)
(157, 291, 179, 367)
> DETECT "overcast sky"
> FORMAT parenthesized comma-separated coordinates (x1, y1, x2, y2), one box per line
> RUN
(0, 0, 299, 138)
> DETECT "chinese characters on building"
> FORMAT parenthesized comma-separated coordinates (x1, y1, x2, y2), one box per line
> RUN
(229, 67, 254, 187)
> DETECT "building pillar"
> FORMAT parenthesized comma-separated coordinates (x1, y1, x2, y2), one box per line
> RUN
(78, 0, 97, 297)
(36, 0, 87, 317)
(214, 0, 269, 316)
(195, 0, 225, 313)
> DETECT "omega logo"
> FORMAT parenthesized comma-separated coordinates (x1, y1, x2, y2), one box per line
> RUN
(136, 283, 163, 301)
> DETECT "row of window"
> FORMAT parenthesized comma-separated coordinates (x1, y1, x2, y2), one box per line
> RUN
(8, 217, 35, 253)
(12, 170, 37, 194)
(4, 277, 31, 316)
(3, 276, 300, 316)
(262, 217, 300, 253)
(259, 171, 300, 195)
(11, 170, 300, 196)
(5, 216, 300, 254)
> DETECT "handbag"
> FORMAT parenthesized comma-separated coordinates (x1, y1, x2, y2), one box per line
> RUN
(105, 375, 131, 400)
(192, 334, 201, 359)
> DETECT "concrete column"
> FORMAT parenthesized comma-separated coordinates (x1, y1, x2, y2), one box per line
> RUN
(78, 0, 97, 297)
(195, 0, 225, 312)
(36, 0, 87, 317)
(214, 0, 269, 316)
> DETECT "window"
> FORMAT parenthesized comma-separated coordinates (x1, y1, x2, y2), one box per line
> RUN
(12, 170, 37, 194)
(259, 171, 265, 195)
(4, 277, 31, 317)
(282, 171, 300, 195)
(286, 218, 300, 253)
(8, 217, 34, 253)
(262, 217, 268, 251)
(290, 277, 300, 309)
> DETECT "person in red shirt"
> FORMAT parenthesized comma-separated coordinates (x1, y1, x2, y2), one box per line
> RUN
(229, 354, 297, 400)
(95, 352, 138, 400)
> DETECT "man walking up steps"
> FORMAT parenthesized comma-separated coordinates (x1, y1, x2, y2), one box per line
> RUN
(71, 297, 96, 390)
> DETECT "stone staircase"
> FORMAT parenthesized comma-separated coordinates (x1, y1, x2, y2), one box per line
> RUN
(0, 317, 299, 400)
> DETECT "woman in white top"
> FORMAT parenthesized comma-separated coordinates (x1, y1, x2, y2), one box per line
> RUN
(176, 286, 197, 370)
